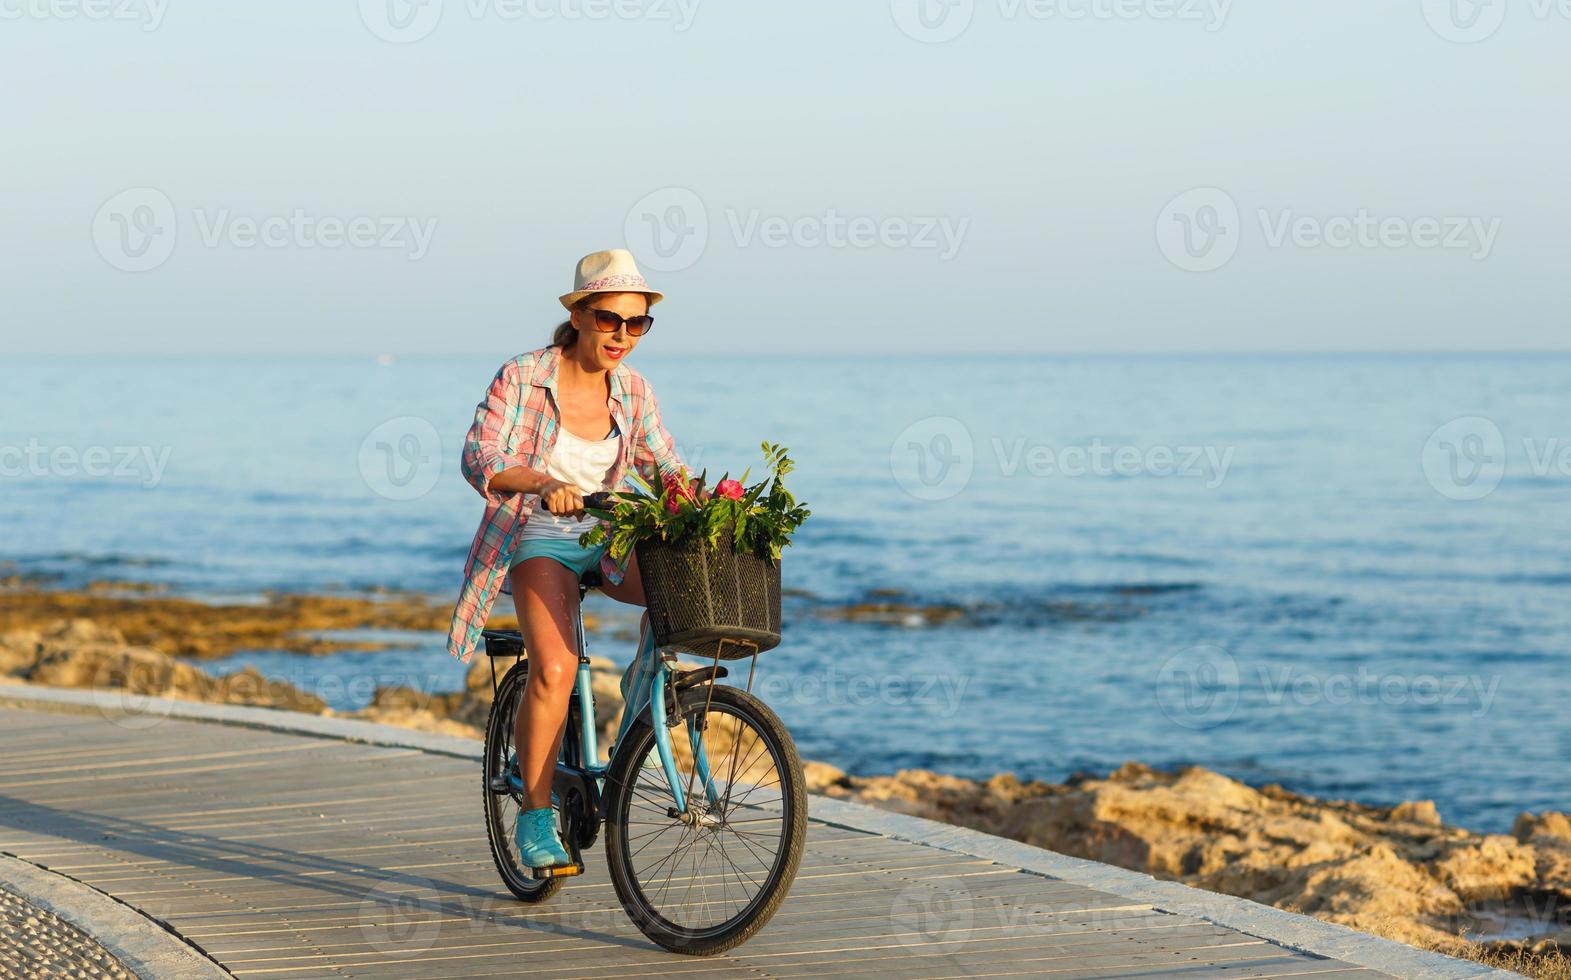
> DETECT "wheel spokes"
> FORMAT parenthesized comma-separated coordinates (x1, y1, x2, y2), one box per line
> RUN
(622, 701, 788, 932)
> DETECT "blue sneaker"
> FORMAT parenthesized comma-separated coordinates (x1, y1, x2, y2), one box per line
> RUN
(514, 806, 572, 872)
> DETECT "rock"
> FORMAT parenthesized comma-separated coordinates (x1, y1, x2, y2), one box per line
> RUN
(1516, 811, 1571, 843)
(19, 620, 324, 713)
(815, 760, 1571, 957)
(0, 588, 456, 659)
(802, 761, 849, 792)
(1434, 835, 1538, 902)
(348, 654, 627, 757)
(0, 628, 45, 675)
(815, 602, 970, 627)
(1513, 811, 1571, 906)
(1391, 800, 1444, 826)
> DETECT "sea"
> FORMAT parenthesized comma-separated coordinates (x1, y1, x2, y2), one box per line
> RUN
(4, 353, 1568, 833)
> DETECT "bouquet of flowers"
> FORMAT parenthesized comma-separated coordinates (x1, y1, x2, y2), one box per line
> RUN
(578, 441, 810, 562)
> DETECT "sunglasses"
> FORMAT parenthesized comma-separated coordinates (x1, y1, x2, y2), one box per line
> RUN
(586, 308, 654, 336)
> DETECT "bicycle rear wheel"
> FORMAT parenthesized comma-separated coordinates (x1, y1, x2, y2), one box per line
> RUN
(603, 682, 806, 955)
(482, 661, 566, 903)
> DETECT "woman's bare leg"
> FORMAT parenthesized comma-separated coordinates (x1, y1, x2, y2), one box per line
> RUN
(510, 556, 582, 812)
(597, 550, 650, 636)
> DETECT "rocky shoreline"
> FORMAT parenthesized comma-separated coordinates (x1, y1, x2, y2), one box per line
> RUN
(0, 584, 580, 659)
(0, 609, 1566, 978)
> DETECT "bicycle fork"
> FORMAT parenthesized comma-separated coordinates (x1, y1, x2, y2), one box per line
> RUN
(614, 621, 722, 820)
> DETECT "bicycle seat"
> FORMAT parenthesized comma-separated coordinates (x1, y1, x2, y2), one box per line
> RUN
(579, 568, 602, 591)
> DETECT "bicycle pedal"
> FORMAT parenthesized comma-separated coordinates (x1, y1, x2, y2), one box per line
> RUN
(531, 862, 584, 880)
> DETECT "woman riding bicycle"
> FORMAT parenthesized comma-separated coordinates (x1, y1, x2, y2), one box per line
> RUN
(446, 248, 693, 871)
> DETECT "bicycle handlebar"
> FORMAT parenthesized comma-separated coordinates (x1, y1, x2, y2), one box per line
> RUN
(542, 490, 619, 516)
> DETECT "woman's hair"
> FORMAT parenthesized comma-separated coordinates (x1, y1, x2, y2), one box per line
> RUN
(551, 315, 578, 349)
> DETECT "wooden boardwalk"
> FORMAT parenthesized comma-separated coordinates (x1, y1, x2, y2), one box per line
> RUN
(0, 705, 1395, 979)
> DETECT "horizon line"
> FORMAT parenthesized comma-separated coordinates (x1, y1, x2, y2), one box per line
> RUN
(10, 349, 1571, 360)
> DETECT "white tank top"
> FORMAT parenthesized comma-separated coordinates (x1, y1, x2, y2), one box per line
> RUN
(519, 423, 620, 541)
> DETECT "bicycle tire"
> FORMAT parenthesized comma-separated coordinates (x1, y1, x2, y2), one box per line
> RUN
(482, 661, 564, 904)
(602, 683, 806, 955)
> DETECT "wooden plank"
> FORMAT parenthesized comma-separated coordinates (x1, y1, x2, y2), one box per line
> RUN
(0, 706, 1395, 980)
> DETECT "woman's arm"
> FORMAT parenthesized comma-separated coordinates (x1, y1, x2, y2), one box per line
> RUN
(460, 360, 522, 500)
(460, 360, 583, 511)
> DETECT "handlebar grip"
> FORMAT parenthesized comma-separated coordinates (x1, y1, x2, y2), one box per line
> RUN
(543, 490, 618, 515)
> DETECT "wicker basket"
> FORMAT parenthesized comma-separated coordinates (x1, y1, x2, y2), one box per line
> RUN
(635, 521, 782, 659)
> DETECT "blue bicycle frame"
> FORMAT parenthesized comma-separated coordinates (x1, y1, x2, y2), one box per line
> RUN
(507, 612, 719, 817)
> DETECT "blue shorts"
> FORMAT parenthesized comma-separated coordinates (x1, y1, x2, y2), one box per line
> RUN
(506, 536, 609, 583)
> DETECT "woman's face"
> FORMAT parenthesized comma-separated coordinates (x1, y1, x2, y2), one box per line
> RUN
(571, 292, 650, 371)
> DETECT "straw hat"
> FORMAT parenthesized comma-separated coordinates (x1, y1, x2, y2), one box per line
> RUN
(559, 249, 664, 310)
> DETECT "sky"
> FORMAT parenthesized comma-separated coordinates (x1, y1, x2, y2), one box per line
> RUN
(1, 0, 1566, 355)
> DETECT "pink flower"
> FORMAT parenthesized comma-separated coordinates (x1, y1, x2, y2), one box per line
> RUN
(715, 478, 744, 501)
(664, 494, 683, 515)
(663, 472, 698, 502)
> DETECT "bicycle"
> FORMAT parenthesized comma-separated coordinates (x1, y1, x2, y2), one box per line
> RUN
(480, 492, 807, 956)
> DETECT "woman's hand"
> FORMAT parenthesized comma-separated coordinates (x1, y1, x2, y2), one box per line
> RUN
(539, 478, 585, 518)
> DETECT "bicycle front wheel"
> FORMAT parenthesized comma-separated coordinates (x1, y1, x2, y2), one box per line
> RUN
(603, 682, 806, 955)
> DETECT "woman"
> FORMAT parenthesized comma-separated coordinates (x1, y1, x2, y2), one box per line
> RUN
(446, 248, 692, 870)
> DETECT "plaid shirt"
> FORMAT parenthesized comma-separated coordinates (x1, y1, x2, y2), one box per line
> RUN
(446, 344, 688, 663)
